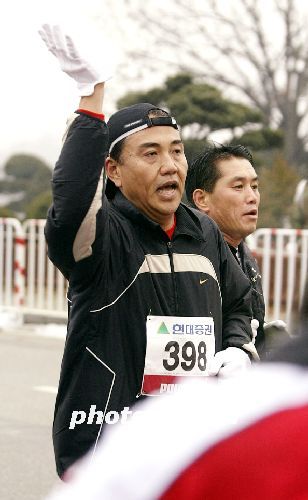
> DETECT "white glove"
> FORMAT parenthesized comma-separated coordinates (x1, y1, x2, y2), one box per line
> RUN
(38, 24, 113, 96)
(264, 320, 288, 332)
(250, 319, 259, 344)
(208, 347, 251, 378)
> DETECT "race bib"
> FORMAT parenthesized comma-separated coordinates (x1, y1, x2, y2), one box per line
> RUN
(141, 315, 215, 395)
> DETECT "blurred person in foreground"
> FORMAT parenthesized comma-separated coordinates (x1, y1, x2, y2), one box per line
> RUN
(185, 144, 288, 358)
(38, 25, 257, 478)
(45, 276, 308, 500)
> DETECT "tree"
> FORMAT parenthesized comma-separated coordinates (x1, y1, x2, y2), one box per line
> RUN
(102, 0, 308, 175)
(0, 154, 52, 218)
(0, 206, 16, 218)
(25, 190, 52, 219)
(258, 154, 300, 228)
(290, 179, 308, 227)
(117, 72, 282, 163)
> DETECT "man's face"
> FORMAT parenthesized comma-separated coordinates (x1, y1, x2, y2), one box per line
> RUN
(194, 157, 260, 246)
(108, 126, 188, 230)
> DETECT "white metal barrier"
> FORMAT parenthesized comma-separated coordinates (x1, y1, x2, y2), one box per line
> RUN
(0, 219, 307, 327)
(0, 218, 67, 318)
(23, 219, 67, 317)
(0, 218, 26, 308)
(247, 228, 308, 327)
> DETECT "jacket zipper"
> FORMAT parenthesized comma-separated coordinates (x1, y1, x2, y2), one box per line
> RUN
(166, 241, 179, 315)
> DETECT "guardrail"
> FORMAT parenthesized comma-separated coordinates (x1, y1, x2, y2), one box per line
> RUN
(0, 218, 67, 319)
(0, 217, 26, 308)
(0, 218, 307, 328)
(248, 228, 308, 327)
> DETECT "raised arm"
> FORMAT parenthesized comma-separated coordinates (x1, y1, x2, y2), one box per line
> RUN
(38, 24, 111, 277)
(79, 83, 105, 114)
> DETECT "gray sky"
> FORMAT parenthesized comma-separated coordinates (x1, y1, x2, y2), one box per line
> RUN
(2, 0, 308, 170)
(1, 0, 126, 168)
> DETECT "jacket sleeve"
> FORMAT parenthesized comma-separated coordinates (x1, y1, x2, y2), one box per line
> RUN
(44, 113, 109, 278)
(241, 243, 266, 357)
(218, 234, 258, 359)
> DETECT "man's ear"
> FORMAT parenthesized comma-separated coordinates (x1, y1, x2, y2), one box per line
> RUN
(192, 189, 210, 214)
(105, 157, 122, 188)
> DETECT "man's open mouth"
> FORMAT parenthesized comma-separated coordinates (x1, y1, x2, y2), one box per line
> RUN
(244, 209, 258, 216)
(157, 181, 178, 193)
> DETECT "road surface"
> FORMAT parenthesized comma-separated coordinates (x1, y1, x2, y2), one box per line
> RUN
(0, 324, 65, 500)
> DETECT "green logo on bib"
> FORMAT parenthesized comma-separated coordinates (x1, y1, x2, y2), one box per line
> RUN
(157, 322, 170, 334)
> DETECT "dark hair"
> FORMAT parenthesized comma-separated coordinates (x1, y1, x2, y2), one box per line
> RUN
(109, 138, 125, 163)
(185, 144, 254, 206)
(109, 108, 171, 164)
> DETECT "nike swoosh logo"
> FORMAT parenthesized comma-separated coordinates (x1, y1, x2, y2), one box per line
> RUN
(200, 279, 208, 285)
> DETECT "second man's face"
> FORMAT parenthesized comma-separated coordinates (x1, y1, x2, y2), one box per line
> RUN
(110, 126, 188, 231)
(195, 157, 260, 246)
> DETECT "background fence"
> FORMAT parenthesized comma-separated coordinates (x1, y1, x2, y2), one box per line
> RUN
(0, 218, 307, 328)
(248, 228, 308, 327)
(0, 218, 67, 319)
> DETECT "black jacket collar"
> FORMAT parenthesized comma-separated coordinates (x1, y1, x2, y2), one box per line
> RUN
(111, 191, 204, 241)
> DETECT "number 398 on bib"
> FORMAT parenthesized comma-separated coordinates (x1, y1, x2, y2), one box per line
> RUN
(141, 315, 215, 395)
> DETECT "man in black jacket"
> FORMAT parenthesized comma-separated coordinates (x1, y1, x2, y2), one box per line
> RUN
(46, 276, 308, 500)
(185, 144, 287, 358)
(39, 25, 257, 477)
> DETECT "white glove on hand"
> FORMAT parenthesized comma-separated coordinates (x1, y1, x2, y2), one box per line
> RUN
(208, 347, 251, 378)
(38, 24, 113, 96)
(251, 319, 259, 344)
(264, 320, 288, 332)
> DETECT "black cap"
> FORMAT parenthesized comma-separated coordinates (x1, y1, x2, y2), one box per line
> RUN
(105, 103, 178, 199)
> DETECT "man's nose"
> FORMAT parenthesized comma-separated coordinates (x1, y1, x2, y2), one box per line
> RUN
(246, 186, 258, 203)
(160, 153, 178, 174)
